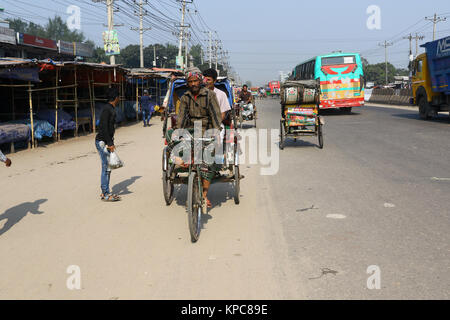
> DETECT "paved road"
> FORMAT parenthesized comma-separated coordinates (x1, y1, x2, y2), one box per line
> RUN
(0, 101, 448, 299)
(257, 99, 450, 299)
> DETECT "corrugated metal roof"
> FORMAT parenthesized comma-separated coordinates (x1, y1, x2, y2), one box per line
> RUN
(0, 57, 37, 67)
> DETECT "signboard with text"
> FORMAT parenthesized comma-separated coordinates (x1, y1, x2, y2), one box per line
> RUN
(75, 42, 94, 57)
(58, 40, 75, 55)
(17, 33, 57, 50)
(0, 27, 16, 45)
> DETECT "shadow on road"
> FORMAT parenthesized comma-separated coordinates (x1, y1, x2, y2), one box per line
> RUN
(391, 113, 450, 124)
(112, 176, 142, 195)
(319, 109, 361, 116)
(280, 139, 319, 149)
(0, 199, 48, 236)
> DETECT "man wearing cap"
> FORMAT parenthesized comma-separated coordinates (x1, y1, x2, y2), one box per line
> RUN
(176, 68, 222, 210)
(140, 89, 153, 127)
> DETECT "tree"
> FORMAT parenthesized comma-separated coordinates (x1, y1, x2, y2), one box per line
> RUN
(7, 16, 86, 42)
(189, 44, 203, 67)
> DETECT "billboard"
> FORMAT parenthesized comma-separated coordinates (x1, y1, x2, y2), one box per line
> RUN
(75, 42, 94, 57)
(17, 33, 57, 50)
(58, 40, 75, 55)
(102, 30, 120, 56)
(0, 27, 16, 45)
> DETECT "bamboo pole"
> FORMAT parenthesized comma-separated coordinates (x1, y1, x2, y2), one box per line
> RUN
(27, 84, 77, 92)
(136, 78, 139, 122)
(121, 76, 125, 113)
(55, 68, 59, 141)
(88, 72, 95, 134)
(11, 86, 15, 120)
(28, 82, 35, 148)
(91, 71, 97, 134)
(74, 66, 79, 137)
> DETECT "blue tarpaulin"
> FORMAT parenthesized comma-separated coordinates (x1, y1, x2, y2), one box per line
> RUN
(36, 109, 76, 133)
(8, 119, 54, 140)
(0, 123, 31, 144)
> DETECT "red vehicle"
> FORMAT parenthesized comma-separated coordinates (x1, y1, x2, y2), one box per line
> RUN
(268, 81, 281, 96)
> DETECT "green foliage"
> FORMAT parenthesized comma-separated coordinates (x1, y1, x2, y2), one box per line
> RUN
(7, 16, 86, 42)
(362, 57, 410, 85)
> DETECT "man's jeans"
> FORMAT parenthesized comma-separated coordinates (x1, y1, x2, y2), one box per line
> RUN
(142, 109, 152, 125)
(95, 140, 111, 195)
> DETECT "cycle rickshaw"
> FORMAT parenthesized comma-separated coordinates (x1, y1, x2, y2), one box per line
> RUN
(161, 78, 241, 242)
(279, 80, 324, 150)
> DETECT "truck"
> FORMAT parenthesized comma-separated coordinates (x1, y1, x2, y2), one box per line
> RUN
(412, 35, 450, 119)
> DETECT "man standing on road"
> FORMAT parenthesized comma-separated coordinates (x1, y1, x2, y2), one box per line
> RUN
(140, 89, 153, 127)
(95, 88, 121, 202)
(0, 150, 11, 167)
(176, 69, 222, 210)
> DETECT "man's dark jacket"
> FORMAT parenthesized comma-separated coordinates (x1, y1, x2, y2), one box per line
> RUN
(95, 103, 116, 146)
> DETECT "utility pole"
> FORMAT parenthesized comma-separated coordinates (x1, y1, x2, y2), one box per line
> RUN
(403, 33, 413, 61)
(415, 33, 425, 57)
(176, 0, 192, 71)
(203, 31, 213, 68)
(130, 0, 151, 68)
(425, 13, 447, 41)
(184, 32, 190, 69)
(94, 0, 123, 65)
(378, 40, 393, 85)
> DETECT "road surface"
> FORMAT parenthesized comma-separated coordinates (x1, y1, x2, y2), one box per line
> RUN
(0, 100, 448, 299)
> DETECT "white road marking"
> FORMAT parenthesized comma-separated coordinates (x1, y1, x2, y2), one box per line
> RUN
(326, 214, 347, 219)
(384, 203, 396, 208)
(431, 177, 450, 181)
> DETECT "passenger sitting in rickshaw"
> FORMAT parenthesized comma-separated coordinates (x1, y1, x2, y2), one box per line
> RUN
(170, 69, 223, 209)
(238, 84, 257, 118)
(202, 68, 233, 159)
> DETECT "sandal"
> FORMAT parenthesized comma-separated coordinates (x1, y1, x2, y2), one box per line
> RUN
(206, 198, 212, 208)
(102, 194, 121, 202)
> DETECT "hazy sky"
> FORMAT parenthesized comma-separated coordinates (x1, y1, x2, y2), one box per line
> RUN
(2, 0, 450, 86)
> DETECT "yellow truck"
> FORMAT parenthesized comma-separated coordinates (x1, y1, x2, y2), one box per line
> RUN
(412, 35, 450, 119)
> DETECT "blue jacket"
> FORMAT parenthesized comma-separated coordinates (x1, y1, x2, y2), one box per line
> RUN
(140, 95, 152, 112)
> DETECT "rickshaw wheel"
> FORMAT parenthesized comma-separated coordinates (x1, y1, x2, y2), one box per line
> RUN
(233, 165, 240, 205)
(318, 122, 324, 149)
(187, 171, 202, 242)
(162, 149, 174, 205)
(279, 120, 285, 150)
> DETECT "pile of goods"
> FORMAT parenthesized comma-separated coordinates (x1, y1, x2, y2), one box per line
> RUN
(280, 80, 319, 127)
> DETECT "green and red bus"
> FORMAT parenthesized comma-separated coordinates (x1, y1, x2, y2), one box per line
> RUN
(290, 52, 364, 112)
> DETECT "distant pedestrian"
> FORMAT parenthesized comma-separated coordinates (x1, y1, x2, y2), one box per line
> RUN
(140, 89, 153, 127)
(0, 150, 11, 167)
(95, 87, 121, 202)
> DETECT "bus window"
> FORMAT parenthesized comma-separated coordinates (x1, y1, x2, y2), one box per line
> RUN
(322, 55, 355, 66)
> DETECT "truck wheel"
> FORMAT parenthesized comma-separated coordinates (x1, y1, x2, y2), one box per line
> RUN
(419, 97, 431, 120)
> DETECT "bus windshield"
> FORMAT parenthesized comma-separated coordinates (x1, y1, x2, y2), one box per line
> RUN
(322, 55, 355, 66)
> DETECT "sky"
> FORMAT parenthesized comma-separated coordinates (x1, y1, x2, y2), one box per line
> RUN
(1, 0, 450, 86)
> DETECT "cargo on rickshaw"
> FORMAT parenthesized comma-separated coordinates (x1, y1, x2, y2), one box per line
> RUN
(161, 77, 241, 243)
(279, 80, 324, 149)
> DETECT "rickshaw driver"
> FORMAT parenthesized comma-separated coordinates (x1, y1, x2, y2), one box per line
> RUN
(238, 84, 257, 118)
(176, 69, 223, 209)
